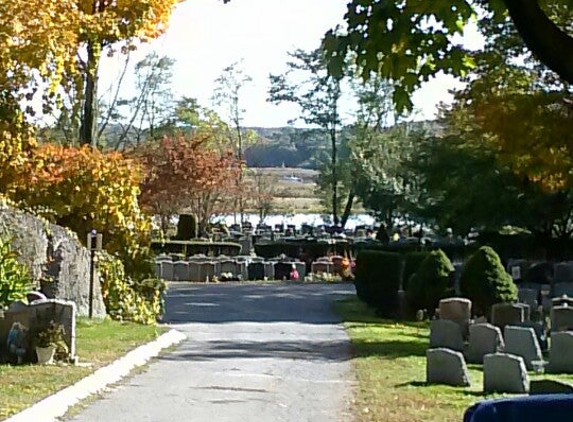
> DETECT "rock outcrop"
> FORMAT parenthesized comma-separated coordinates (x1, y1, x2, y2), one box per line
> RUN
(0, 205, 106, 317)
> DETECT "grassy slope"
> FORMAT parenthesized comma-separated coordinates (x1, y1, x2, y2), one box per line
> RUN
(0, 318, 164, 419)
(336, 297, 573, 422)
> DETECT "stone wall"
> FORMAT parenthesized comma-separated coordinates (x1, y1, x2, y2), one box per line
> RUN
(0, 206, 106, 317)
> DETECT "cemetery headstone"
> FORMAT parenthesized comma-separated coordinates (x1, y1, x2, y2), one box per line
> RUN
(491, 303, 526, 329)
(311, 261, 332, 275)
(199, 262, 216, 282)
(515, 321, 548, 352)
(161, 260, 174, 281)
(188, 262, 202, 282)
(429, 319, 464, 352)
(548, 332, 573, 374)
(466, 323, 504, 364)
(439, 297, 472, 338)
(274, 262, 292, 280)
(220, 260, 238, 278)
(248, 262, 265, 280)
(551, 294, 573, 307)
(1, 305, 30, 356)
(237, 261, 248, 280)
(426, 348, 470, 387)
(483, 353, 529, 394)
(518, 288, 539, 310)
(516, 303, 531, 321)
(29, 299, 76, 359)
(294, 262, 306, 279)
(173, 261, 190, 281)
(263, 262, 275, 280)
(27, 291, 47, 303)
(551, 304, 573, 332)
(504, 325, 543, 370)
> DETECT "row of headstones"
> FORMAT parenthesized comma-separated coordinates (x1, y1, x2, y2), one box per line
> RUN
(154, 260, 313, 282)
(155, 258, 342, 282)
(0, 297, 76, 363)
(437, 297, 536, 335)
(517, 284, 573, 311)
(435, 296, 573, 343)
(431, 319, 547, 367)
(157, 253, 341, 267)
(487, 295, 573, 335)
(508, 260, 573, 283)
(428, 331, 573, 393)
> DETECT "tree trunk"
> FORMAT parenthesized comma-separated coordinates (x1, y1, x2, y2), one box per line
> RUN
(236, 123, 244, 223)
(503, 0, 573, 84)
(340, 191, 355, 229)
(79, 41, 100, 147)
(330, 120, 339, 226)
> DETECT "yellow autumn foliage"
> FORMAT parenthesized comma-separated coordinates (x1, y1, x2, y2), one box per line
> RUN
(11, 144, 153, 279)
(0, 0, 181, 162)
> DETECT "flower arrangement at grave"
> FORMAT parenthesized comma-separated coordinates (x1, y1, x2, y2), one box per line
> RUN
(35, 320, 69, 363)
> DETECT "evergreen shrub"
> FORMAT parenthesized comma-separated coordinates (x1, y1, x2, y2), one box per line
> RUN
(354, 250, 402, 317)
(407, 249, 454, 315)
(459, 246, 518, 316)
(176, 214, 198, 240)
(402, 251, 431, 291)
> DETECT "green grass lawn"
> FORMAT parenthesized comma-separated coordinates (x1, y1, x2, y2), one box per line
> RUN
(0, 318, 166, 420)
(336, 297, 573, 422)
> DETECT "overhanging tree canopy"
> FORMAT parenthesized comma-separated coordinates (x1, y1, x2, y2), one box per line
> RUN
(322, 0, 573, 111)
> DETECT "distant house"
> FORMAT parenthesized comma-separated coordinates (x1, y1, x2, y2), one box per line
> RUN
(282, 175, 303, 183)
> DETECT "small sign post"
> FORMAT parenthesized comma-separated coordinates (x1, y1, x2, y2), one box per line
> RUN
(87, 230, 103, 318)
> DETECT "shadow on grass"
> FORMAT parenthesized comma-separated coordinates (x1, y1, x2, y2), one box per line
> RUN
(351, 339, 428, 358)
(396, 381, 487, 398)
(334, 298, 430, 329)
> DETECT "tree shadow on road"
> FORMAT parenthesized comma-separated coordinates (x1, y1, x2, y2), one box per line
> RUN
(158, 337, 353, 362)
(162, 282, 356, 325)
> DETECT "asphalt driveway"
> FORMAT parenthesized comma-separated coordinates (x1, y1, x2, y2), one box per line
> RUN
(66, 282, 357, 422)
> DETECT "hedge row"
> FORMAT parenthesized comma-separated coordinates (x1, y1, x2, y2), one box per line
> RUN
(354, 250, 403, 317)
(355, 246, 519, 320)
(151, 240, 242, 257)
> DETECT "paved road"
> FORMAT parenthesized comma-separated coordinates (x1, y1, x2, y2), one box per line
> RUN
(67, 282, 357, 422)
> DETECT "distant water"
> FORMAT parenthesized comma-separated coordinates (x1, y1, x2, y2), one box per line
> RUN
(210, 213, 375, 230)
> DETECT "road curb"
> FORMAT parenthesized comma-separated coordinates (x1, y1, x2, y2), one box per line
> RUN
(5, 329, 187, 422)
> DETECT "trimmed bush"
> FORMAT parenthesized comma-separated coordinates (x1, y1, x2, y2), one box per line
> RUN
(176, 214, 198, 240)
(402, 251, 431, 291)
(407, 249, 454, 315)
(150, 240, 242, 257)
(459, 246, 518, 316)
(354, 250, 402, 317)
(254, 240, 350, 261)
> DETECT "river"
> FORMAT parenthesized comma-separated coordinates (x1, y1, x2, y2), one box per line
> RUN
(211, 213, 375, 230)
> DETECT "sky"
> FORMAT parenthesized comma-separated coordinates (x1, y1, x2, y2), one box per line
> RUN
(99, 0, 484, 128)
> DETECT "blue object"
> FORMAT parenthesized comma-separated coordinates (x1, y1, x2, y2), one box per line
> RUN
(464, 394, 573, 422)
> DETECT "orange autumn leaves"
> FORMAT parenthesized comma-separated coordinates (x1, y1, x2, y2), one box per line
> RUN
(11, 144, 150, 273)
(128, 135, 242, 225)
(4, 135, 239, 273)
